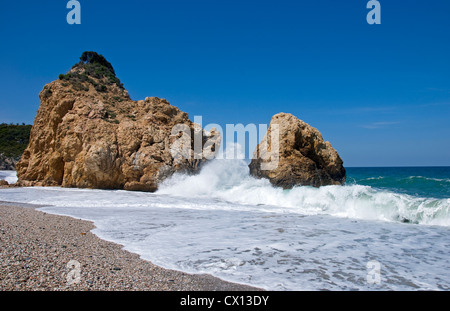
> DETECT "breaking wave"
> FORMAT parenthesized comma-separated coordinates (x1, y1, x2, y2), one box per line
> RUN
(158, 159, 450, 227)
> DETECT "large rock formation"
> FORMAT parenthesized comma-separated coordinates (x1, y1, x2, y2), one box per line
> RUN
(249, 113, 346, 188)
(16, 52, 220, 192)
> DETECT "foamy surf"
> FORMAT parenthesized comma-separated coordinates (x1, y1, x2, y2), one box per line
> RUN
(0, 162, 449, 290)
(0, 170, 18, 184)
(158, 159, 450, 227)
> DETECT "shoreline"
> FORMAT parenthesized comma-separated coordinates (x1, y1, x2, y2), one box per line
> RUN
(0, 201, 262, 291)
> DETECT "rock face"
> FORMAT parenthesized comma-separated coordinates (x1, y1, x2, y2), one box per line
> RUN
(249, 113, 346, 188)
(0, 154, 17, 170)
(16, 52, 220, 192)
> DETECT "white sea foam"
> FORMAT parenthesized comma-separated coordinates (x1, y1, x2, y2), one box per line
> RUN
(362, 176, 385, 181)
(0, 170, 18, 184)
(158, 158, 450, 226)
(408, 176, 450, 183)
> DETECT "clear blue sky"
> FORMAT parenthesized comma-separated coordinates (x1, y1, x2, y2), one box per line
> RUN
(0, 0, 449, 167)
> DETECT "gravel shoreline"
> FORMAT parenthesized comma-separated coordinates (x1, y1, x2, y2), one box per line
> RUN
(0, 201, 262, 291)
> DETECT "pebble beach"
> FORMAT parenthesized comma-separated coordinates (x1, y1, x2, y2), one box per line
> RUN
(0, 201, 260, 291)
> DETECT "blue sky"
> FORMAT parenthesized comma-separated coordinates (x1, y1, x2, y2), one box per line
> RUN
(0, 0, 449, 167)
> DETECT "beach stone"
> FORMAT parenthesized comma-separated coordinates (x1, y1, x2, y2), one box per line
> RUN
(0, 203, 261, 291)
(249, 112, 346, 188)
(16, 52, 220, 192)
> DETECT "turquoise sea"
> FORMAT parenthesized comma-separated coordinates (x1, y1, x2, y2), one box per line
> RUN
(347, 166, 450, 200)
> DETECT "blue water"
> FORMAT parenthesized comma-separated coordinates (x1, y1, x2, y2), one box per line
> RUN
(347, 167, 450, 199)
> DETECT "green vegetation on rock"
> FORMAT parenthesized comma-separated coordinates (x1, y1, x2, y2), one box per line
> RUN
(59, 51, 124, 92)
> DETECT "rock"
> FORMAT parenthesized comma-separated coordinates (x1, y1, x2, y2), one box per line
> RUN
(0, 180, 9, 186)
(0, 154, 18, 170)
(249, 113, 346, 188)
(16, 52, 220, 192)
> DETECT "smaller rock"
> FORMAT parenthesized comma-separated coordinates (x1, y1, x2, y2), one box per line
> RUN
(0, 180, 9, 186)
(249, 113, 346, 188)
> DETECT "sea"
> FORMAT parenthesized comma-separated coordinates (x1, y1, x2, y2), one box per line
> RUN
(0, 162, 449, 290)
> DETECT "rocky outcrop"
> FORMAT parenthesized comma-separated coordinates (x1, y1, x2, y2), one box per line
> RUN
(16, 52, 220, 192)
(0, 154, 18, 170)
(249, 113, 346, 188)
